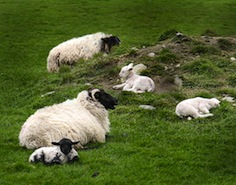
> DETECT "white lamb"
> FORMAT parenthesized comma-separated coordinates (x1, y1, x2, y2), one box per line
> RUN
(19, 89, 118, 149)
(113, 63, 155, 93)
(29, 138, 79, 165)
(47, 32, 121, 72)
(175, 97, 220, 120)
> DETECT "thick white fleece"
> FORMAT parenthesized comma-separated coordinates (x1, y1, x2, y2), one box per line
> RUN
(19, 90, 110, 149)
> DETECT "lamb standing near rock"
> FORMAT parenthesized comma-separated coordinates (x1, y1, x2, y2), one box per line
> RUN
(19, 89, 118, 149)
(29, 138, 79, 165)
(47, 32, 121, 72)
(175, 97, 220, 120)
(113, 63, 155, 93)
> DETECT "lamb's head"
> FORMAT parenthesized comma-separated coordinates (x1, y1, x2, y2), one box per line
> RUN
(119, 63, 134, 81)
(89, 89, 118, 110)
(52, 138, 80, 155)
(101, 36, 121, 53)
(209, 98, 221, 108)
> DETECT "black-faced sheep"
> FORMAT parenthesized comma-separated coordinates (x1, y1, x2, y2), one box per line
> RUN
(29, 138, 79, 165)
(19, 89, 118, 149)
(113, 63, 155, 93)
(175, 97, 220, 120)
(47, 32, 121, 72)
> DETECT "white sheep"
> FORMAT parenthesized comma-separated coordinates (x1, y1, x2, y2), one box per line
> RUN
(19, 89, 118, 149)
(175, 97, 220, 120)
(113, 63, 155, 93)
(29, 138, 79, 165)
(47, 32, 121, 72)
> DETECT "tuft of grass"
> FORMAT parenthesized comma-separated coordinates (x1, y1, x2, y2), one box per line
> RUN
(183, 59, 222, 77)
(217, 38, 235, 51)
(157, 49, 179, 64)
(158, 29, 178, 41)
(191, 45, 220, 55)
(201, 29, 218, 36)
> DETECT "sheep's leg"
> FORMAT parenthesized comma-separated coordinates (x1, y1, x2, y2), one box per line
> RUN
(198, 105, 210, 114)
(113, 83, 126, 90)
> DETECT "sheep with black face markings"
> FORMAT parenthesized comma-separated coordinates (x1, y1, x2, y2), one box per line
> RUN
(47, 32, 121, 72)
(19, 89, 118, 149)
(29, 138, 79, 165)
(113, 63, 155, 93)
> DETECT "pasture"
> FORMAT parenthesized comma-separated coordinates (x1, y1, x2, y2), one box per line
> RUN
(0, 0, 236, 184)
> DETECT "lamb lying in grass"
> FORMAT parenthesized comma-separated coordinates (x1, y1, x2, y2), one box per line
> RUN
(113, 63, 155, 93)
(175, 97, 220, 120)
(29, 138, 79, 165)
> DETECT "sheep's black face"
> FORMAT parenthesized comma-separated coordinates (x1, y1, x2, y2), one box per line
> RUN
(60, 144, 72, 155)
(93, 89, 118, 110)
(101, 36, 121, 53)
(106, 36, 121, 46)
(52, 138, 80, 155)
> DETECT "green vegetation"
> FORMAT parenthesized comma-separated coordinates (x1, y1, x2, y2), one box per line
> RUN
(0, 0, 236, 184)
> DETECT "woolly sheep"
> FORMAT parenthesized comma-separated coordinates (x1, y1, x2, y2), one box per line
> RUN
(47, 32, 121, 72)
(113, 63, 155, 93)
(29, 138, 79, 165)
(19, 89, 118, 149)
(175, 97, 220, 120)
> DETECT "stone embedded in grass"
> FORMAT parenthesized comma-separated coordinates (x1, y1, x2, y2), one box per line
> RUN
(139, 105, 156, 110)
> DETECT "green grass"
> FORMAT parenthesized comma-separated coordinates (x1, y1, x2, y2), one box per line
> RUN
(1, 0, 236, 184)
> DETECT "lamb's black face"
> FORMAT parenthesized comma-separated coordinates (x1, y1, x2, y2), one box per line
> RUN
(52, 138, 79, 155)
(92, 89, 118, 110)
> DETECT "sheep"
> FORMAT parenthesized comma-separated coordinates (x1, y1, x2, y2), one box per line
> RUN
(175, 97, 220, 120)
(113, 63, 155, 93)
(19, 89, 118, 149)
(47, 32, 121, 72)
(29, 138, 79, 165)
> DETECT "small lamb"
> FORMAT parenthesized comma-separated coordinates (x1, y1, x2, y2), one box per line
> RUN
(113, 63, 155, 93)
(175, 97, 220, 120)
(29, 138, 79, 165)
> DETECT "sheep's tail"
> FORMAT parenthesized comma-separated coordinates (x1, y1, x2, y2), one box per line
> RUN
(47, 51, 60, 73)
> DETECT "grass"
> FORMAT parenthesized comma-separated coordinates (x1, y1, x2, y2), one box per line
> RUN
(0, 0, 236, 184)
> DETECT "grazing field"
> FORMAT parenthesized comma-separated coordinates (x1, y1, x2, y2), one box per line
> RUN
(0, 0, 236, 184)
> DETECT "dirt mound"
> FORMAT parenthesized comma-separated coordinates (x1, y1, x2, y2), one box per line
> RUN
(114, 33, 236, 93)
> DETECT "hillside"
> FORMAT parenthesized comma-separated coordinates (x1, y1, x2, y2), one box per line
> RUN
(66, 31, 236, 98)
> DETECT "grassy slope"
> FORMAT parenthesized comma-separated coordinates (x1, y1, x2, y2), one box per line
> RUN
(0, 0, 236, 184)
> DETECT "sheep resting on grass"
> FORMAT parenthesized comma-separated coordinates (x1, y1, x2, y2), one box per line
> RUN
(175, 97, 220, 120)
(19, 89, 118, 149)
(47, 32, 121, 72)
(113, 63, 155, 93)
(29, 138, 79, 165)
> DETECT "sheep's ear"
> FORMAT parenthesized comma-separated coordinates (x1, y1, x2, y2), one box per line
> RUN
(72, 141, 80, 145)
(128, 63, 134, 69)
(51, 142, 60, 146)
(102, 38, 109, 43)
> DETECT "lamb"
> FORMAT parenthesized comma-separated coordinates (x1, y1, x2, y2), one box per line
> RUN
(29, 138, 79, 165)
(113, 63, 155, 93)
(19, 89, 118, 149)
(175, 97, 220, 120)
(47, 32, 121, 72)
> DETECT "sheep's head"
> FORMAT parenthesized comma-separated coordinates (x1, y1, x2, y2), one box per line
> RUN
(209, 98, 221, 108)
(52, 138, 80, 155)
(119, 63, 134, 81)
(101, 36, 121, 53)
(89, 89, 118, 110)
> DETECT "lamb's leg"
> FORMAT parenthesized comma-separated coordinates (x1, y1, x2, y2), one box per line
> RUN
(113, 83, 126, 90)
